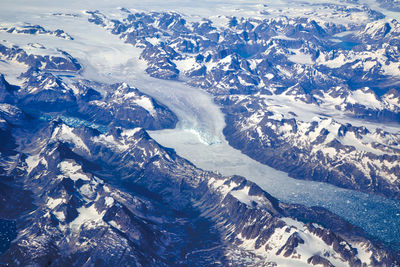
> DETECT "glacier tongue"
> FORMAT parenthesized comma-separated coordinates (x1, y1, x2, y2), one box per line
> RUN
(0, 0, 400, 253)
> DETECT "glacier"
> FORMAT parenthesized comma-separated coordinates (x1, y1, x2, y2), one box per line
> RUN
(1, 0, 400, 252)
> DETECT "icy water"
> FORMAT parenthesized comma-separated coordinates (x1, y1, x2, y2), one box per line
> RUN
(142, 78, 400, 251)
(0, 1, 399, 251)
(0, 220, 16, 254)
(40, 115, 108, 133)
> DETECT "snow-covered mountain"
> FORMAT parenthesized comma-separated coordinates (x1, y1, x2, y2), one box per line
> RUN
(0, 108, 396, 266)
(221, 93, 400, 198)
(0, 0, 400, 266)
(0, 43, 177, 130)
(0, 24, 73, 40)
(88, 8, 400, 200)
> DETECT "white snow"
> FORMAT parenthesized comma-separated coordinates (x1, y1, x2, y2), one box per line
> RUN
(79, 183, 97, 199)
(53, 211, 66, 221)
(230, 186, 252, 205)
(265, 73, 274, 80)
(347, 88, 382, 110)
(281, 217, 304, 229)
(25, 154, 41, 173)
(0, 103, 20, 115)
(208, 177, 239, 196)
(58, 160, 91, 181)
(294, 230, 349, 267)
(238, 76, 254, 86)
(70, 204, 104, 231)
(0, 57, 28, 85)
(319, 53, 348, 68)
(318, 48, 400, 77)
(0, 2, 398, 261)
(231, 186, 279, 207)
(92, 133, 130, 151)
(122, 128, 142, 138)
(288, 49, 313, 65)
(236, 217, 351, 267)
(132, 96, 156, 115)
(173, 57, 197, 72)
(352, 242, 373, 265)
(46, 197, 63, 209)
(104, 196, 114, 207)
(340, 132, 385, 155)
(53, 124, 90, 153)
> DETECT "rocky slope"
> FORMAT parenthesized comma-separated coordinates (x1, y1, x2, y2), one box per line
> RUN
(0, 4, 399, 266)
(0, 24, 73, 40)
(0, 39, 397, 265)
(219, 94, 400, 199)
(0, 113, 397, 266)
(87, 9, 400, 199)
(0, 43, 178, 131)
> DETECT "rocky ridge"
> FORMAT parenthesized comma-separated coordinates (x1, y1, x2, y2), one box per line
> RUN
(87, 9, 400, 199)
(0, 114, 397, 266)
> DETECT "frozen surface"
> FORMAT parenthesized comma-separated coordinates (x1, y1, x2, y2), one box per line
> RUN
(70, 204, 104, 232)
(0, 58, 27, 86)
(360, 0, 400, 20)
(288, 49, 314, 65)
(58, 160, 91, 182)
(132, 97, 156, 116)
(0, 0, 400, 250)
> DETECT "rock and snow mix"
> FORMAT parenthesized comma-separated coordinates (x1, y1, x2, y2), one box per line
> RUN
(0, 1, 399, 266)
(7, 119, 393, 266)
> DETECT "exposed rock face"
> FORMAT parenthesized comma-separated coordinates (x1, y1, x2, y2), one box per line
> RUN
(0, 5, 399, 266)
(87, 9, 400, 199)
(307, 255, 335, 267)
(221, 96, 400, 199)
(0, 43, 177, 131)
(0, 118, 397, 266)
(87, 10, 400, 98)
(77, 82, 178, 130)
(0, 71, 397, 265)
(0, 74, 18, 104)
(0, 24, 74, 40)
(0, 44, 81, 72)
(376, 0, 400, 12)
